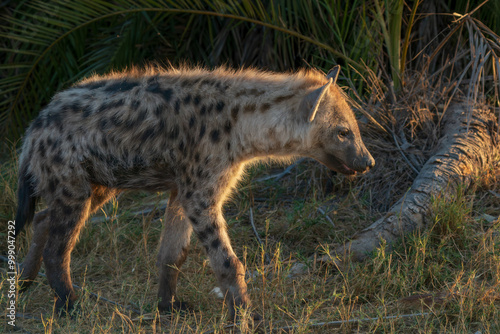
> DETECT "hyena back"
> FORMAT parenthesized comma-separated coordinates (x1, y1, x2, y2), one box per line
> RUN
(15, 65, 374, 319)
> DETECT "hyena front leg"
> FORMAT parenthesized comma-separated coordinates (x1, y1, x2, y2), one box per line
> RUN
(181, 196, 251, 321)
(157, 189, 193, 312)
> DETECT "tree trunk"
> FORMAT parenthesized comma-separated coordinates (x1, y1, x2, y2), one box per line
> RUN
(326, 103, 499, 263)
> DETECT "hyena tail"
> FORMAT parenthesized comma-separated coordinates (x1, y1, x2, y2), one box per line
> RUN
(15, 163, 38, 237)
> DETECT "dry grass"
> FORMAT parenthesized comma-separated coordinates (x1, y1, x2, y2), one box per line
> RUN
(1, 135, 499, 332)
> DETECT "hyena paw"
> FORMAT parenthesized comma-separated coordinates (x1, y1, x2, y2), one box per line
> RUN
(158, 299, 191, 314)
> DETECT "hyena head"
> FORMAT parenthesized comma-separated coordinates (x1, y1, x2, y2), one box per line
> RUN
(302, 66, 375, 175)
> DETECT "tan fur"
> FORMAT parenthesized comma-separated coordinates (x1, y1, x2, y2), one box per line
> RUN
(16, 66, 374, 319)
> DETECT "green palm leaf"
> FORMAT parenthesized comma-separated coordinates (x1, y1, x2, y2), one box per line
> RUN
(2, 0, 372, 144)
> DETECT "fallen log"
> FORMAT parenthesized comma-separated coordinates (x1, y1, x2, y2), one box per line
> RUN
(326, 103, 499, 263)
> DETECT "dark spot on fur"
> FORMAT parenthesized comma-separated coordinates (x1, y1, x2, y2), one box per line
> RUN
(61, 202, 73, 216)
(226, 142, 231, 151)
(124, 119, 135, 129)
(82, 105, 92, 118)
(273, 93, 295, 103)
(174, 99, 181, 114)
(260, 103, 271, 113)
(136, 110, 147, 123)
(223, 258, 231, 268)
(101, 136, 108, 148)
(215, 82, 229, 92)
(193, 95, 201, 106)
(244, 103, 256, 113)
(189, 116, 196, 129)
(206, 104, 214, 114)
(199, 124, 206, 140)
(31, 116, 44, 130)
(223, 120, 232, 134)
(98, 100, 124, 113)
(211, 238, 221, 249)
(169, 125, 179, 140)
(178, 140, 185, 152)
(38, 142, 46, 158)
(158, 119, 166, 132)
(146, 85, 173, 103)
(62, 188, 73, 198)
(81, 81, 106, 90)
(200, 105, 208, 115)
(231, 106, 239, 122)
(68, 101, 81, 113)
(210, 129, 220, 143)
(46, 112, 62, 129)
(186, 191, 193, 199)
(133, 155, 145, 166)
(194, 153, 200, 163)
(189, 216, 199, 225)
(131, 100, 141, 109)
(197, 225, 215, 241)
(49, 178, 58, 192)
(53, 150, 63, 164)
(183, 94, 192, 104)
(51, 138, 60, 150)
(110, 113, 121, 126)
(196, 167, 203, 178)
(250, 88, 264, 96)
(99, 118, 108, 130)
(154, 105, 162, 117)
(104, 81, 140, 93)
(142, 127, 156, 141)
(89, 147, 105, 161)
(216, 101, 225, 113)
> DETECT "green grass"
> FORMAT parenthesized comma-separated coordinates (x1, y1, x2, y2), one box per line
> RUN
(1, 157, 499, 333)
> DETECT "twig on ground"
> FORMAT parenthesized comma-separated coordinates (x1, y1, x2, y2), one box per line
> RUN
(249, 208, 271, 264)
(254, 158, 305, 182)
(0, 255, 142, 315)
(317, 207, 335, 228)
(271, 312, 431, 332)
(391, 130, 420, 175)
(488, 190, 500, 198)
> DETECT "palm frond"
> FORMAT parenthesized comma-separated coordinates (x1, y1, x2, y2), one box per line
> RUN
(2, 0, 373, 144)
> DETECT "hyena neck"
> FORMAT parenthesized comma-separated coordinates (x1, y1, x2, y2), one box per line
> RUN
(232, 81, 314, 163)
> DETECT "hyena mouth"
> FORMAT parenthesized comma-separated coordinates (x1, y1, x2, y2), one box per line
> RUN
(322, 153, 360, 175)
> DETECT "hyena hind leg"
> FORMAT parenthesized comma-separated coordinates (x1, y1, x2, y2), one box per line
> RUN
(43, 185, 116, 313)
(18, 209, 49, 291)
(18, 186, 116, 294)
(157, 189, 193, 312)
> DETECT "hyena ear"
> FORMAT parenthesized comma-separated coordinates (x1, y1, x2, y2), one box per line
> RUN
(326, 65, 340, 83)
(302, 81, 331, 122)
(301, 66, 341, 122)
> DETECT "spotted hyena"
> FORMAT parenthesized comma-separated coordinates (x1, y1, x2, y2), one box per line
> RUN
(15, 65, 374, 319)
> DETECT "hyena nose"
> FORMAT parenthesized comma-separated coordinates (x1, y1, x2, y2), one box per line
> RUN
(364, 155, 375, 170)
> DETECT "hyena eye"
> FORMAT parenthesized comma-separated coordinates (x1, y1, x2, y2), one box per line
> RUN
(338, 128, 350, 138)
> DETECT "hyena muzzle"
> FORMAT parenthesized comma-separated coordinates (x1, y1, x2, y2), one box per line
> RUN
(14, 65, 374, 320)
